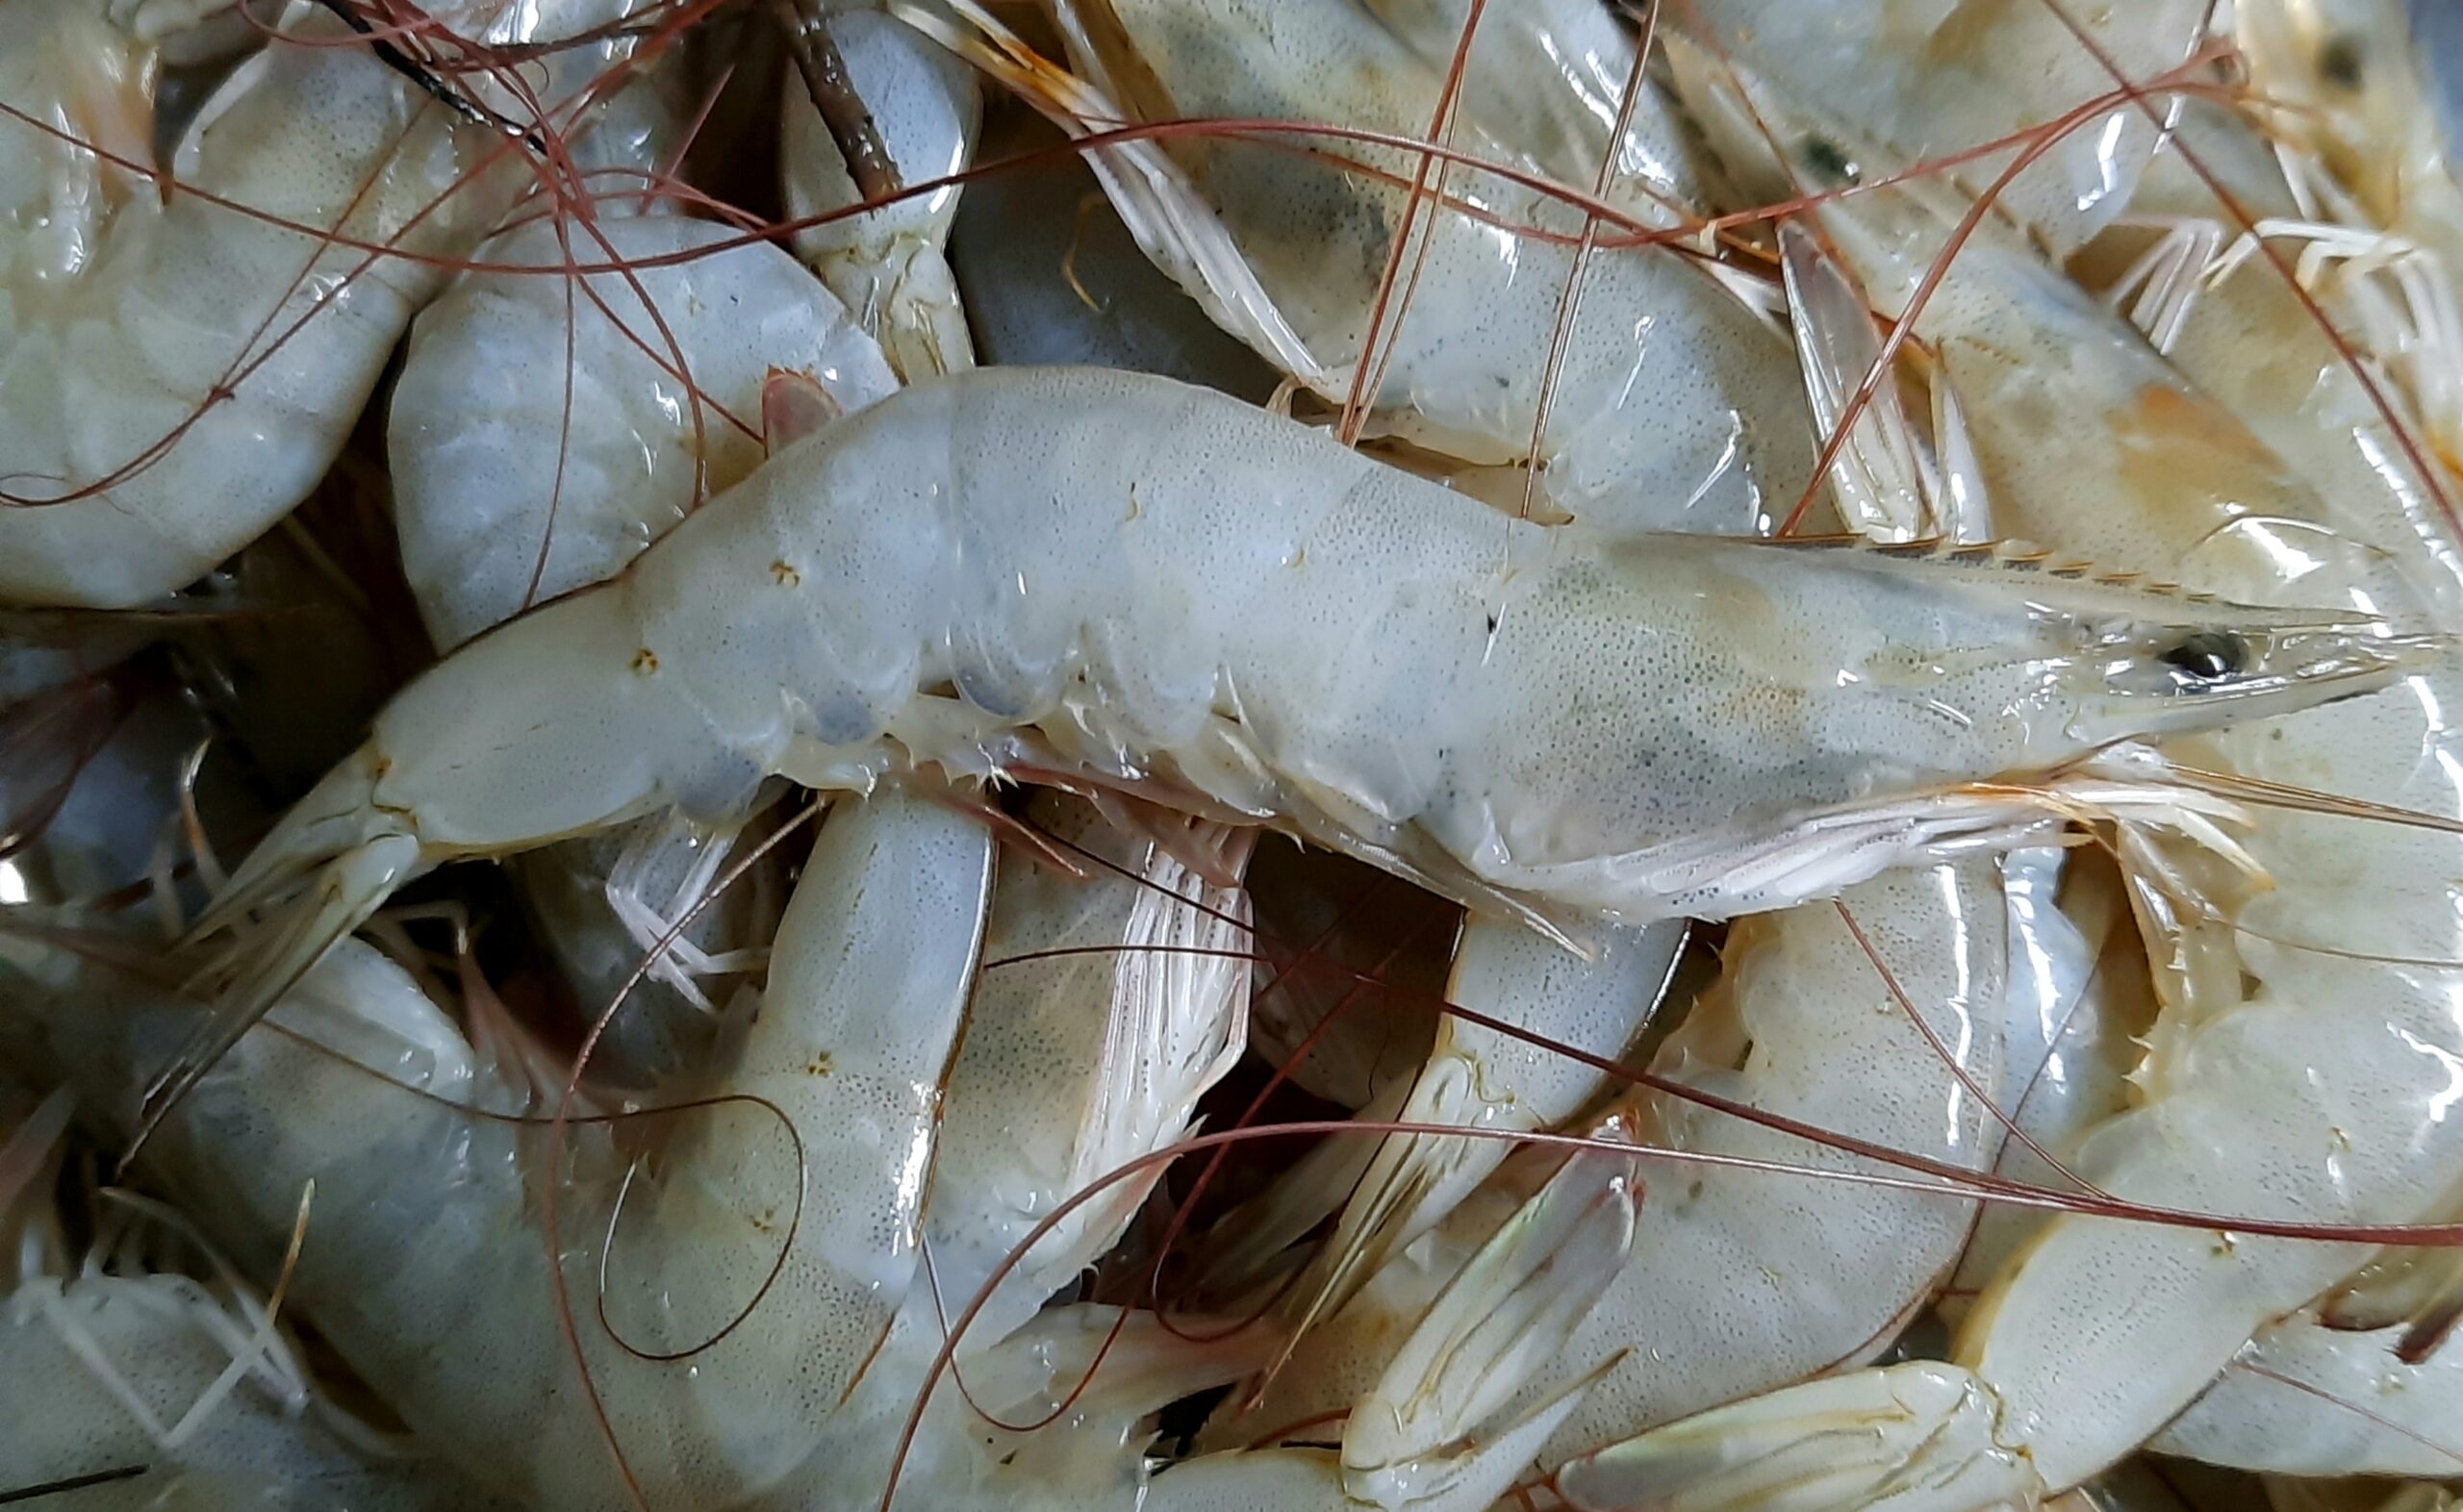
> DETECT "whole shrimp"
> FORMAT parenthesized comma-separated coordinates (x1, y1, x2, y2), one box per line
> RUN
(1539, 22, 2463, 1505)
(146, 365, 2417, 1137)
(0, 0, 650, 608)
(389, 209, 898, 1081)
(916, 0, 1818, 538)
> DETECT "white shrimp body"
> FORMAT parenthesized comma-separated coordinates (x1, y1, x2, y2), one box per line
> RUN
(2236, 0, 2463, 404)
(1956, 846, 2463, 1480)
(1566, 37, 2463, 1506)
(2150, 1308, 2463, 1476)
(0, 0, 643, 608)
(926, 0, 1816, 537)
(1938, 852, 2147, 1328)
(154, 364, 2431, 1132)
(781, 1, 980, 379)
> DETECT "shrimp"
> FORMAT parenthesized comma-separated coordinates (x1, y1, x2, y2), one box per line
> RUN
(0, 0, 650, 608)
(0, 1086, 517, 1511)
(2235, 0, 2463, 466)
(388, 211, 899, 1080)
(914, 0, 1818, 537)
(148, 365, 2420, 1139)
(1957, 854, 2463, 1480)
(780, 0, 981, 379)
(1520, 854, 2026, 1462)
(2150, 1304, 2463, 1476)
(1541, 23, 2463, 1505)
(1938, 851, 2149, 1328)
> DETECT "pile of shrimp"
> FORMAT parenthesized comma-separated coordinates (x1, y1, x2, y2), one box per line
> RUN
(11, 0, 2463, 1506)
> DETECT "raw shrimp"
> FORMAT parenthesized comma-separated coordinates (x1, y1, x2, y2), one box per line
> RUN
(1524, 854, 2022, 1462)
(2151, 1306, 2463, 1476)
(0, 0, 647, 607)
(389, 212, 898, 1080)
(2235, 0, 2463, 329)
(0, 1087, 516, 1511)
(1549, 29, 2463, 1506)
(1953, 855, 2463, 1480)
(151, 365, 2422, 1137)
(780, 0, 980, 379)
(918, 0, 1818, 537)
(1938, 851, 2147, 1328)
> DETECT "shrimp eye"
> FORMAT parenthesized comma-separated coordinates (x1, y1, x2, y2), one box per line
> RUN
(2159, 631, 2246, 681)
(1801, 135, 1861, 185)
(2318, 33, 2364, 90)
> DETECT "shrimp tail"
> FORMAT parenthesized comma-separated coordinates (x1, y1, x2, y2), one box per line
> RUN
(1342, 1125, 1642, 1510)
(138, 746, 425, 1157)
(1547, 1360, 2036, 1512)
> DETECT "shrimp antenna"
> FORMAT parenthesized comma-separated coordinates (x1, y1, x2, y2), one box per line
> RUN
(0, 1466, 150, 1505)
(309, 0, 550, 154)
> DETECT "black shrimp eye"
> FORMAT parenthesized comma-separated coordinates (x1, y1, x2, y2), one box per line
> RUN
(2159, 630, 2247, 682)
(2319, 33, 2365, 90)
(1801, 135, 1861, 186)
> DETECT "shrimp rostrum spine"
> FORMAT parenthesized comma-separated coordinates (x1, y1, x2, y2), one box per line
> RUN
(158, 365, 2434, 1134)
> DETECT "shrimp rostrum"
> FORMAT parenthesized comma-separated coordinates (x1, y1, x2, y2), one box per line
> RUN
(149, 365, 2429, 1133)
